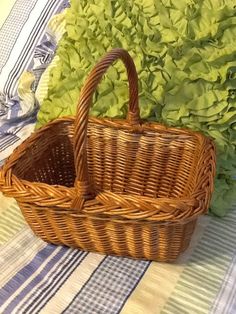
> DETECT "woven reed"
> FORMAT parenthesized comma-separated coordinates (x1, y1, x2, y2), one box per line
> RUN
(0, 49, 216, 262)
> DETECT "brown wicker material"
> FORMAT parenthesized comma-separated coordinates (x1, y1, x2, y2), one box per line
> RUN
(0, 48, 216, 262)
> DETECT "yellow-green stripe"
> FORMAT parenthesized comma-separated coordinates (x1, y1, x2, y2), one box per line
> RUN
(0, 203, 25, 245)
(162, 206, 236, 314)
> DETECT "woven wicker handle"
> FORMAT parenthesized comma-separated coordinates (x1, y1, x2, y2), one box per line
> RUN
(72, 48, 140, 209)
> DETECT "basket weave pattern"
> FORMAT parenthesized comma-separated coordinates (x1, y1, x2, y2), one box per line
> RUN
(0, 49, 216, 262)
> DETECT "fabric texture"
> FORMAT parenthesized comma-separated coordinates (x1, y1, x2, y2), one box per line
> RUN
(0, 0, 68, 164)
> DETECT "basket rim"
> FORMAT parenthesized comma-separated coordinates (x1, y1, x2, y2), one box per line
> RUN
(0, 115, 213, 191)
(20, 200, 202, 225)
(0, 115, 216, 222)
(34, 114, 213, 138)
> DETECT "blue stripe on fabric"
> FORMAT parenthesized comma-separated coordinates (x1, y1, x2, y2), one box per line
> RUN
(62, 257, 106, 313)
(0, 244, 57, 306)
(0, 0, 38, 72)
(4, 249, 87, 314)
(9, 99, 21, 119)
(0, 0, 68, 155)
(5, 0, 65, 97)
(23, 251, 88, 314)
(0, 134, 19, 152)
(4, 0, 55, 94)
(0, 111, 36, 134)
(117, 262, 151, 314)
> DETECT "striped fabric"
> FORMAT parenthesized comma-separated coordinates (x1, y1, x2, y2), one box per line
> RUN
(210, 252, 236, 314)
(161, 207, 236, 314)
(0, 0, 68, 163)
(0, 0, 38, 73)
(62, 257, 149, 314)
(0, 0, 68, 96)
(0, 193, 236, 313)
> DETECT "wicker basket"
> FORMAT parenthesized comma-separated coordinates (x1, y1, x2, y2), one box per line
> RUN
(0, 49, 216, 262)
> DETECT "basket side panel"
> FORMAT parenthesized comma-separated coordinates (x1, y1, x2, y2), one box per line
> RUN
(19, 202, 197, 262)
(87, 123, 202, 199)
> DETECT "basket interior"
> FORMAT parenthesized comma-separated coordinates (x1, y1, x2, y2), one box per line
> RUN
(12, 119, 203, 199)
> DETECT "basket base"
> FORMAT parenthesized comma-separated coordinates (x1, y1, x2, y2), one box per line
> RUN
(41, 237, 193, 263)
(20, 203, 197, 263)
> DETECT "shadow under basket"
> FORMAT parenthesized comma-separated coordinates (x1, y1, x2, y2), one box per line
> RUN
(0, 49, 216, 262)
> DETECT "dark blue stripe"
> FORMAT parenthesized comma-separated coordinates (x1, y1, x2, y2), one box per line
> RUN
(5, 0, 63, 97)
(0, 244, 57, 306)
(3, 246, 69, 313)
(0, 0, 38, 72)
(0, 134, 19, 152)
(61, 256, 106, 313)
(24, 251, 88, 313)
(5, 0, 55, 95)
